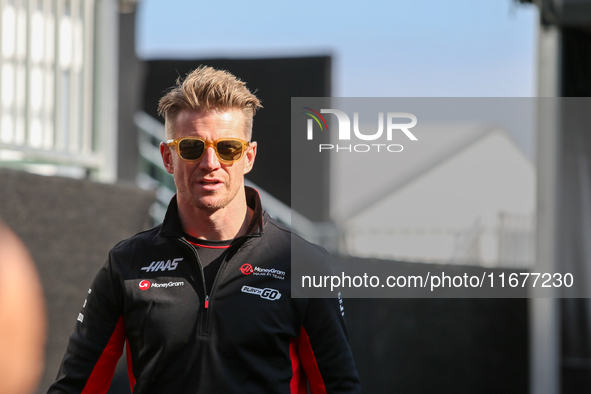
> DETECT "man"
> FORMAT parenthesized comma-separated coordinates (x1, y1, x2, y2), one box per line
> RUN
(48, 66, 360, 393)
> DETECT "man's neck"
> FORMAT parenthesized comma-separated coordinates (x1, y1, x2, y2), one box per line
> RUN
(177, 195, 253, 241)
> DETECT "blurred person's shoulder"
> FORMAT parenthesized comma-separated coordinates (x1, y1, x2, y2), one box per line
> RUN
(0, 224, 46, 394)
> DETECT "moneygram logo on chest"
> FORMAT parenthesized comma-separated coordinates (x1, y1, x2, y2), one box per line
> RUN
(239, 263, 285, 280)
(303, 107, 418, 153)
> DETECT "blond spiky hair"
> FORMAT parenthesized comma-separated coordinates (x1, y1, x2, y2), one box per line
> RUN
(158, 66, 262, 139)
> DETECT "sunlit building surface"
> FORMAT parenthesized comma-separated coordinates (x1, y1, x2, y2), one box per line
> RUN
(0, 0, 116, 180)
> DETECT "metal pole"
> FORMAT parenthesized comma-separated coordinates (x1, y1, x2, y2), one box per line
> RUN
(92, 0, 117, 182)
(530, 23, 561, 394)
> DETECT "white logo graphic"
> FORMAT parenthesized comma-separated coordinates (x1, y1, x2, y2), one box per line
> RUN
(141, 258, 183, 272)
(305, 108, 417, 153)
(77, 313, 84, 323)
(139, 280, 184, 290)
(241, 285, 282, 301)
(151, 281, 184, 288)
(239, 263, 285, 280)
(308, 110, 417, 141)
(253, 266, 286, 280)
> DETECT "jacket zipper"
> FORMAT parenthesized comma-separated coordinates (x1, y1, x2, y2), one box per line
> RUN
(179, 234, 260, 335)
(179, 238, 210, 335)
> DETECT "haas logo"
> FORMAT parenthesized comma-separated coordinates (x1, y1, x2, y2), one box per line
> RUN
(240, 263, 253, 275)
(139, 280, 151, 291)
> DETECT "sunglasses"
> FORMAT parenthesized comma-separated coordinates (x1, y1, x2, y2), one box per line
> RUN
(166, 137, 250, 163)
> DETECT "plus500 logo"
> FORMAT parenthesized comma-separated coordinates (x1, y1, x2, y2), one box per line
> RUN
(303, 108, 417, 153)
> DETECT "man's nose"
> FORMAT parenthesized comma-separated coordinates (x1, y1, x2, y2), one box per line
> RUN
(199, 146, 221, 170)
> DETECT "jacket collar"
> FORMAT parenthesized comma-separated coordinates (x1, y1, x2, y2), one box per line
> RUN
(159, 186, 265, 239)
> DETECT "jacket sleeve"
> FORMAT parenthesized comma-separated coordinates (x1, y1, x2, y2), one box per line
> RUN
(47, 253, 125, 394)
(296, 248, 361, 394)
(298, 295, 361, 394)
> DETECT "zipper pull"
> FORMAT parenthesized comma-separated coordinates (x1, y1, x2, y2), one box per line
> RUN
(204, 295, 209, 309)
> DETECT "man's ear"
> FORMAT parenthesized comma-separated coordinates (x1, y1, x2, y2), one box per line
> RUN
(160, 142, 175, 174)
(243, 141, 257, 175)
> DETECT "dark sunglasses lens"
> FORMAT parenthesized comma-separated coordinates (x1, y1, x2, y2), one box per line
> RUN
(217, 140, 244, 161)
(178, 139, 205, 160)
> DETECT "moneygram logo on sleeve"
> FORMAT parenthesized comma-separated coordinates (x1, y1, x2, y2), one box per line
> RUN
(302, 107, 417, 153)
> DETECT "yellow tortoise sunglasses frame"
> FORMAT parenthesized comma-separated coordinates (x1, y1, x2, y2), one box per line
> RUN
(166, 137, 251, 164)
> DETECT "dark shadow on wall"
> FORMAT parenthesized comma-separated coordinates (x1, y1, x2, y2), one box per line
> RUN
(346, 298, 528, 394)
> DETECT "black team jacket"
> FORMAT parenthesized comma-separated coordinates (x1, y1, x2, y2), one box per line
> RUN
(48, 187, 361, 394)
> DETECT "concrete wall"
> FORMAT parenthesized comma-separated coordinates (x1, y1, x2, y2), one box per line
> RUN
(346, 298, 528, 393)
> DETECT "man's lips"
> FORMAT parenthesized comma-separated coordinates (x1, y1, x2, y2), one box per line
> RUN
(197, 178, 224, 190)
